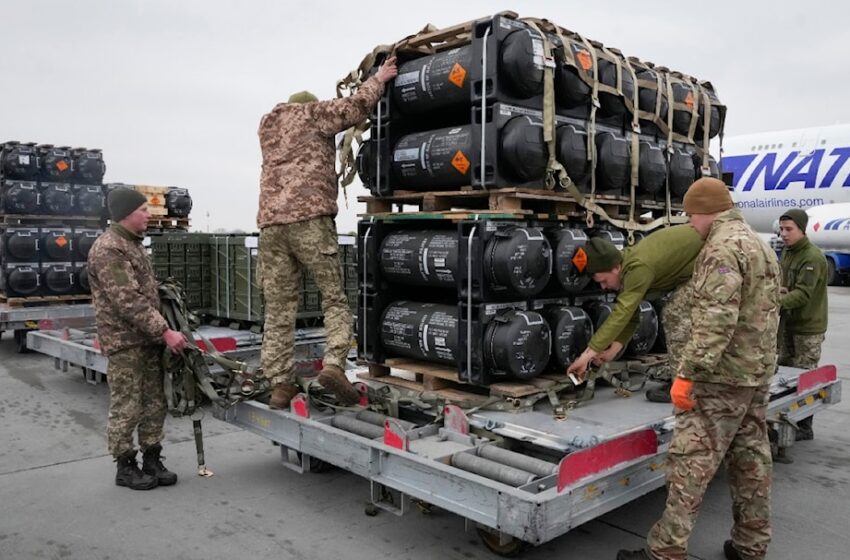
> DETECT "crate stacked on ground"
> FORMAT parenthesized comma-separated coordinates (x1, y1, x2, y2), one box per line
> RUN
(104, 183, 193, 231)
(0, 141, 107, 303)
(353, 12, 724, 217)
(148, 232, 359, 326)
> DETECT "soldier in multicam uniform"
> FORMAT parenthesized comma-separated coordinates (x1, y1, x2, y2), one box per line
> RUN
(618, 178, 780, 560)
(257, 57, 398, 409)
(88, 188, 188, 490)
(567, 224, 704, 403)
(776, 208, 828, 441)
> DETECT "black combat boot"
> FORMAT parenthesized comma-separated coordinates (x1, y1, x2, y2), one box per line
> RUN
(645, 381, 672, 403)
(616, 549, 651, 560)
(115, 450, 158, 490)
(724, 540, 744, 560)
(142, 444, 178, 486)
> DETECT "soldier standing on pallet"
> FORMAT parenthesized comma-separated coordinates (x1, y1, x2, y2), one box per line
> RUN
(566, 215, 705, 403)
(257, 56, 398, 409)
(618, 178, 780, 560)
(88, 188, 187, 490)
(776, 208, 828, 442)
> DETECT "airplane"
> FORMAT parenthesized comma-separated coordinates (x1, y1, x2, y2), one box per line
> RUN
(721, 123, 850, 284)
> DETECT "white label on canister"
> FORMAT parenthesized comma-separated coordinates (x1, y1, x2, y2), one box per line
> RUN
(18, 155, 30, 165)
(244, 236, 258, 248)
(396, 71, 420, 87)
(394, 148, 419, 162)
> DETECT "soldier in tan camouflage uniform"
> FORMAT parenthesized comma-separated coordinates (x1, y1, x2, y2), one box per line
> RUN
(88, 188, 188, 490)
(618, 178, 780, 560)
(776, 208, 828, 441)
(257, 57, 398, 409)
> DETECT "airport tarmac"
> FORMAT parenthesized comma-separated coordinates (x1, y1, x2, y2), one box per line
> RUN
(1, 288, 848, 560)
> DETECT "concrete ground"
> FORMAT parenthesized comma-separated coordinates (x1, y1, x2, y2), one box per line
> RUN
(1, 288, 848, 560)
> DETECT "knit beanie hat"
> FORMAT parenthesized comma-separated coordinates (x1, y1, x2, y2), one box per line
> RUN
(780, 208, 808, 232)
(288, 91, 319, 104)
(107, 187, 147, 222)
(682, 177, 734, 214)
(585, 237, 623, 274)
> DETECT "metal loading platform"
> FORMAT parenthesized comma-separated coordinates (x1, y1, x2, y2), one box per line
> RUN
(213, 364, 841, 554)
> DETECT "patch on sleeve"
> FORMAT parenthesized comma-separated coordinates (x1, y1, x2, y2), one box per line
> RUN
(717, 266, 731, 274)
(109, 261, 129, 287)
(804, 266, 815, 271)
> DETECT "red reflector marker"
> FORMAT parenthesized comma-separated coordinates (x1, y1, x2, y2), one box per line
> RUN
(797, 365, 837, 395)
(384, 419, 409, 451)
(291, 394, 309, 418)
(557, 428, 658, 492)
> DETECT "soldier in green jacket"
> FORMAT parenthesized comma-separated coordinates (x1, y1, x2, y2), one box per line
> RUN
(777, 208, 828, 441)
(618, 177, 781, 560)
(566, 224, 704, 403)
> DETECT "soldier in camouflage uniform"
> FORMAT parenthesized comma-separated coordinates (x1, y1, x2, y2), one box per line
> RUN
(257, 57, 398, 409)
(618, 178, 780, 560)
(776, 209, 828, 441)
(567, 225, 703, 403)
(88, 188, 188, 490)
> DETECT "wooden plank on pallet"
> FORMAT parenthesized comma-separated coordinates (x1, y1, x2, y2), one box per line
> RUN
(383, 358, 464, 383)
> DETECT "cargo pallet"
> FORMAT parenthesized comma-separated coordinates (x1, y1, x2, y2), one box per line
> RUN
(0, 214, 104, 226)
(0, 301, 95, 353)
(360, 188, 682, 223)
(215, 363, 841, 556)
(0, 293, 92, 307)
(146, 216, 191, 231)
(359, 354, 667, 407)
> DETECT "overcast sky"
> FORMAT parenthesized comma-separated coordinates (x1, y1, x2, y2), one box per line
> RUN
(2, 1, 848, 233)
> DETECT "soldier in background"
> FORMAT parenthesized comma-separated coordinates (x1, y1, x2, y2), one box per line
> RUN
(88, 188, 187, 490)
(567, 223, 704, 403)
(777, 208, 828, 441)
(618, 178, 780, 560)
(256, 56, 398, 410)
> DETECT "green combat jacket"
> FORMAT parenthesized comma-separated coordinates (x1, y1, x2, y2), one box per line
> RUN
(588, 224, 704, 352)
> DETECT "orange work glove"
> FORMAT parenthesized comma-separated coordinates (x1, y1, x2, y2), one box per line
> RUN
(670, 377, 695, 411)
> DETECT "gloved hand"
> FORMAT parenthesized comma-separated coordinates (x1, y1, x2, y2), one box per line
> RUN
(670, 377, 695, 411)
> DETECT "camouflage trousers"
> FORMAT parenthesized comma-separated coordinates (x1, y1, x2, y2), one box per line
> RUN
(655, 280, 694, 381)
(647, 382, 772, 560)
(778, 330, 824, 370)
(259, 216, 352, 385)
(107, 345, 167, 458)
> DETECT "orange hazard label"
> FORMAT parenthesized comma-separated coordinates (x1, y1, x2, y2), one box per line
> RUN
(56, 160, 69, 172)
(451, 150, 470, 175)
(149, 195, 162, 205)
(572, 247, 588, 272)
(684, 92, 695, 109)
(576, 50, 593, 71)
(448, 63, 467, 88)
(55, 235, 68, 248)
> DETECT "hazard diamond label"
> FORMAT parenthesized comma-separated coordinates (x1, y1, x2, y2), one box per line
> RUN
(572, 247, 588, 272)
(55, 236, 68, 248)
(576, 50, 593, 71)
(451, 150, 470, 175)
(685, 92, 695, 109)
(149, 195, 162, 205)
(56, 160, 69, 172)
(448, 63, 467, 88)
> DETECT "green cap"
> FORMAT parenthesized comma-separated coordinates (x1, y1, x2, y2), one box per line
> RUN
(780, 208, 808, 232)
(107, 187, 147, 222)
(584, 237, 623, 274)
(288, 91, 318, 104)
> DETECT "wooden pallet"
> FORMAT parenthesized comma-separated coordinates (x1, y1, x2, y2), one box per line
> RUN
(358, 357, 567, 404)
(0, 214, 104, 226)
(146, 217, 190, 230)
(360, 188, 680, 222)
(397, 11, 517, 55)
(0, 293, 92, 307)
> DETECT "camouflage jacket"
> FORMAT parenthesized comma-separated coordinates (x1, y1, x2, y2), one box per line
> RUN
(87, 225, 168, 356)
(257, 76, 384, 228)
(679, 209, 780, 386)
